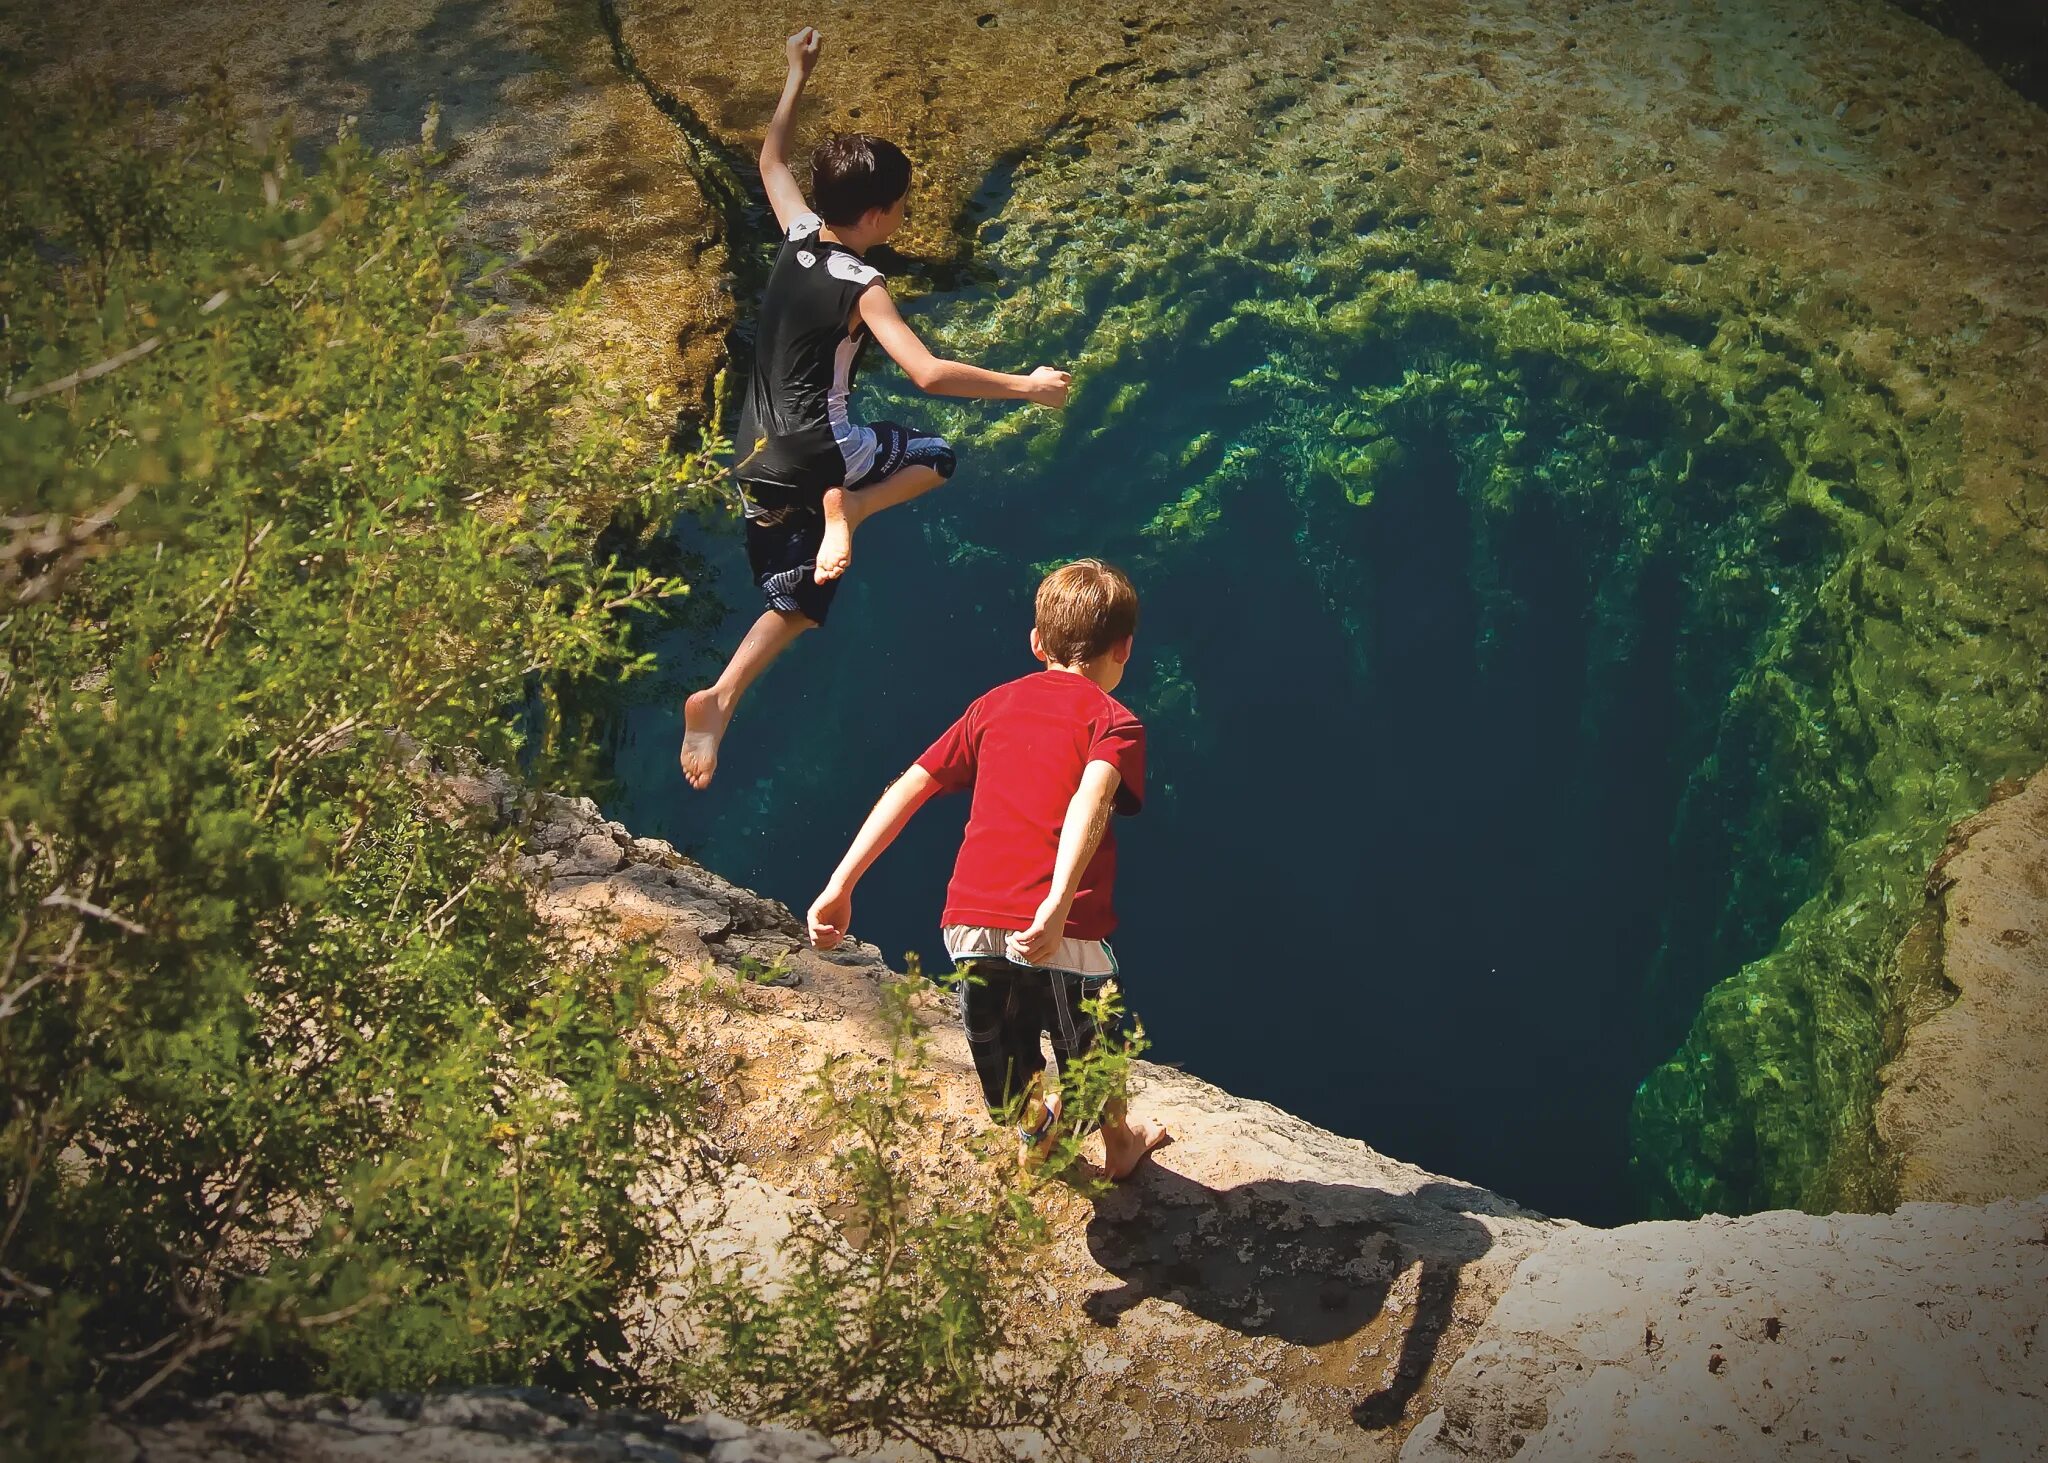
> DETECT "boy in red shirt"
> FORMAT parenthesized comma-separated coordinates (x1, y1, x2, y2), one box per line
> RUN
(806, 560, 1169, 1178)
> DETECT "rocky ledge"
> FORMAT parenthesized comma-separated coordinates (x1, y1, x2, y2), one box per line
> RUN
(1878, 770, 2048, 1205)
(435, 786, 2048, 1462)
(92, 1388, 844, 1463)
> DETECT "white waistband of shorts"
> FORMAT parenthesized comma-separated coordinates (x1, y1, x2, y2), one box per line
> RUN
(942, 925, 1118, 978)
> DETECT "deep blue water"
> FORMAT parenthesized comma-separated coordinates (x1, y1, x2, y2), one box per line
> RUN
(609, 339, 1709, 1227)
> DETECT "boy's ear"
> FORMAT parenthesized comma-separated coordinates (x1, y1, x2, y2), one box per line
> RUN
(1112, 635, 1134, 666)
(1029, 628, 1048, 664)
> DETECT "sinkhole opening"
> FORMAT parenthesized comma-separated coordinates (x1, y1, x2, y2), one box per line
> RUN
(614, 283, 1853, 1226)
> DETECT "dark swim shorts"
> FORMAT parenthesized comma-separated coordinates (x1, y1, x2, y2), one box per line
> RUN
(741, 421, 956, 626)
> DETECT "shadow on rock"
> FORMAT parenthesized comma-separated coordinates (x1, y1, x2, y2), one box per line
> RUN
(1083, 1170, 1500, 1431)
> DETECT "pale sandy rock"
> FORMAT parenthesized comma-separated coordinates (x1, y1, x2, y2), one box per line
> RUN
(1403, 1197, 2048, 1463)
(1878, 773, 2048, 1204)
(92, 1389, 846, 1463)
(512, 792, 2048, 1462)
(539, 867, 733, 943)
(555, 831, 629, 878)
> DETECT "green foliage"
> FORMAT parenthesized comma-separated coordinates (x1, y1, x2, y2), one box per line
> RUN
(669, 976, 1082, 1458)
(0, 78, 720, 1449)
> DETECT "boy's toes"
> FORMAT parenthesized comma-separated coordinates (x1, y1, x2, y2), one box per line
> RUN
(679, 734, 719, 789)
(813, 546, 850, 583)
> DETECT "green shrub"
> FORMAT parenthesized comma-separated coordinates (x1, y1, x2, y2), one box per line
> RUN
(668, 973, 1144, 1458)
(0, 76, 1096, 1463)
(0, 77, 716, 1453)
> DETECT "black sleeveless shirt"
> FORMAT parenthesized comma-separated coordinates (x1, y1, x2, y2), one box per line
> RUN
(734, 211, 886, 508)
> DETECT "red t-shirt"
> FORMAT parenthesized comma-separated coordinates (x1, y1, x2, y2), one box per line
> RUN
(916, 670, 1145, 941)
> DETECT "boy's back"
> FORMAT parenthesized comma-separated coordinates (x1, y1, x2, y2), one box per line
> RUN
(918, 670, 1145, 942)
(736, 212, 886, 503)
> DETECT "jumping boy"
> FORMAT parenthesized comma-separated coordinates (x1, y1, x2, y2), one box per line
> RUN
(680, 26, 1073, 790)
(806, 559, 1170, 1179)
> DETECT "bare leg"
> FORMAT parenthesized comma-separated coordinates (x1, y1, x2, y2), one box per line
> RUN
(1099, 1097, 1170, 1182)
(680, 608, 815, 790)
(814, 462, 948, 584)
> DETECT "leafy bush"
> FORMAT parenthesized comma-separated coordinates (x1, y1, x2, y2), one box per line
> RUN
(0, 75, 1102, 1463)
(0, 77, 716, 1452)
(667, 974, 1143, 1459)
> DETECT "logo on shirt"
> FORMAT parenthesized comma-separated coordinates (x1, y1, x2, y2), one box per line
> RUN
(826, 253, 883, 287)
(796, 249, 817, 269)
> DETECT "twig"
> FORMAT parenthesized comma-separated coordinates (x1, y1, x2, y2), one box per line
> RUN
(5, 337, 163, 406)
(116, 1323, 238, 1410)
(0, 1268, 51, 1301)
(200, 515, 274, 650)
(38, 889, 146, 936)
(3, 292, 230, 407)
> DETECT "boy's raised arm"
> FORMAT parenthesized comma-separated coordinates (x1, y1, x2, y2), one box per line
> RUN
(858, 287, 1071, 407)
(760, 27, 822, 234)
(807, 764, 940, 949)
(1007, 759, 1122, 966)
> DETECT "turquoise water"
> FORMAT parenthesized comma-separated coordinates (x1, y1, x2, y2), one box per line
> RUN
(609, 55, 1858, 1224)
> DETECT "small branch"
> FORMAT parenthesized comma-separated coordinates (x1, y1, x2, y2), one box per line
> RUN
(115, 1323, 238, 1411)
(293, 1292, 382, 1329)
(38, 890, 146, 936)
(0, 969, 53, 1023)
(5, 336, 162, 406)
(0, 1267, 51, 1301)
(200, 515, 274, 650)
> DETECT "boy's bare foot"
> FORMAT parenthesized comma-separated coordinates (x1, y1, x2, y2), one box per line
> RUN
(1101, 1117, 1171, 1182)
(680, 688, 731, 790)
(815, 487, 859, 583)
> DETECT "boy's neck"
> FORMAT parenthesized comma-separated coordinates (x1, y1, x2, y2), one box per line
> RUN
(1044, 659, 1119, 691)
(819, 224, 873, 255)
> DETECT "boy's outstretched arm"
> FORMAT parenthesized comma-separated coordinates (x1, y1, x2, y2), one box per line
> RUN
(760, 27, 822, 234)
(1008, 760, 1121, 966)
(859, 286, 1071, 407)
(808, 765, 941, 949)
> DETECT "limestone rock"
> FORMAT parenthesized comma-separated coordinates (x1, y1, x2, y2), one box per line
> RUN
(1402, 1198, 2048, 1463)
(1878, 772, 2048, 1203)
(555, 832, 629, 878)
(92, 1390, 845, 1463)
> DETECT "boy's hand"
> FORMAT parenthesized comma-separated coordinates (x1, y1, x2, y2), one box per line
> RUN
(808, 885, 851, 950)
(1006, 896, 1071, 966)
(786, 26, 822, 78)
(1022, 366, 1072, 408)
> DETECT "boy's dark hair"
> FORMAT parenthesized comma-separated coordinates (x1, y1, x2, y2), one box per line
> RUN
(810, 133, 912, 225)
(1035, 559, 1139, 665)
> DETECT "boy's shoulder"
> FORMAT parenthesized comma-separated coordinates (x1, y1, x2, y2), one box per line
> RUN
(973, 671, 1142, 728)
(772, 212, 887, 290)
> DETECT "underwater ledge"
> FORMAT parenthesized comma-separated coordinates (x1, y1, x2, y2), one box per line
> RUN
(827, 141, 2048, 1221)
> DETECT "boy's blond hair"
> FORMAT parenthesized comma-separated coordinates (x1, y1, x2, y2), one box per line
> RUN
(1034, 559, 1138, 665)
